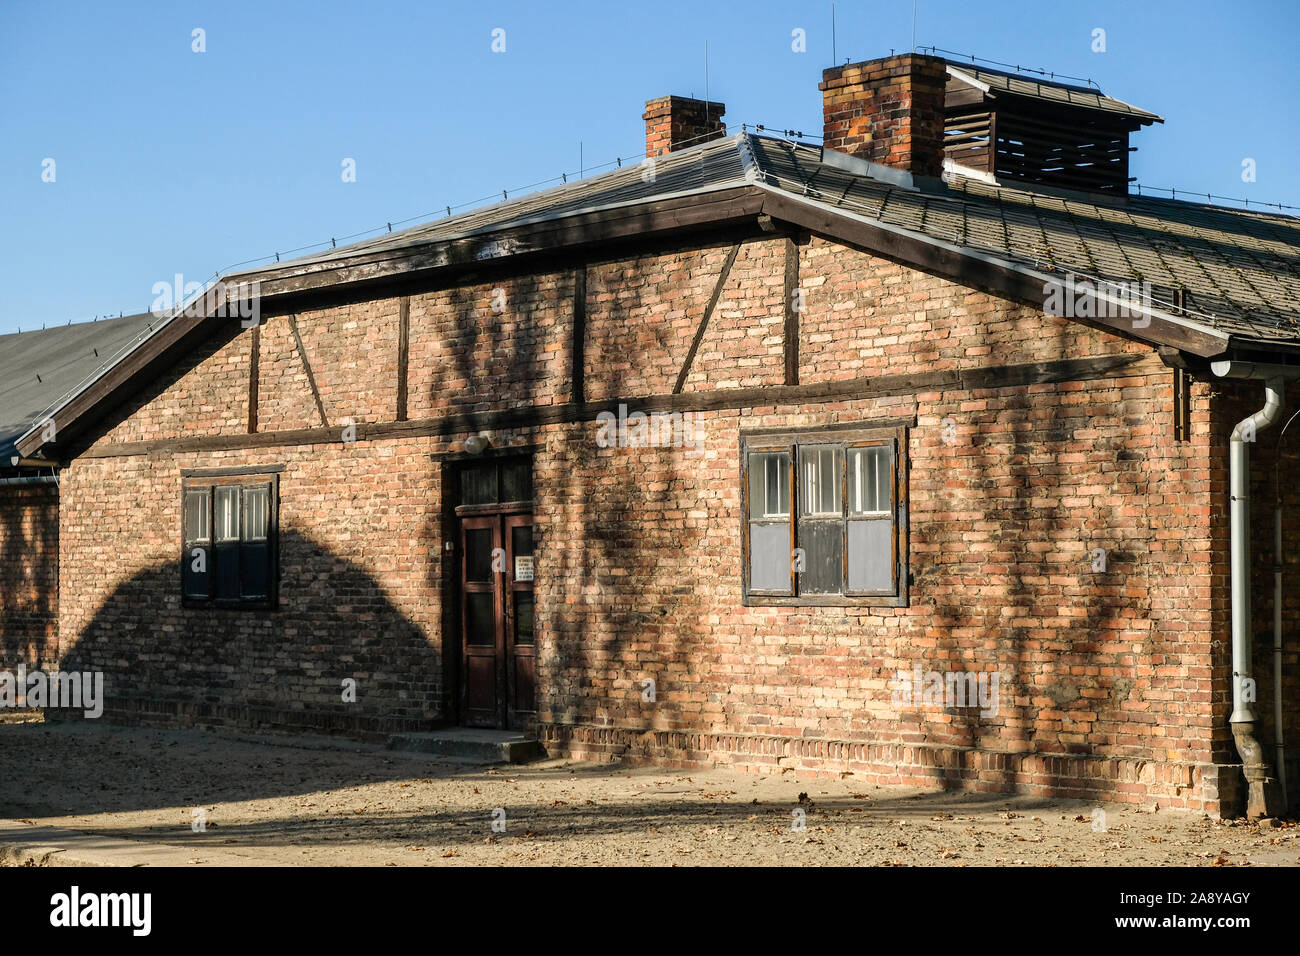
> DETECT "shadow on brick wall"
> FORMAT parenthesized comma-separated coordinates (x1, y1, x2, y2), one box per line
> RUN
(58, 528, 443, 739)
(907, 316, 1145, 791)
(0, 484, 59, 670)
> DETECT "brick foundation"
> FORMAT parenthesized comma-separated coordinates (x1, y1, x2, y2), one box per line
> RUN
(539, 722, 1234, 814)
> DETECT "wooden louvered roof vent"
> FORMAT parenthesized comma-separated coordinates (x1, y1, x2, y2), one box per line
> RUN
(943, 63, 1163, 193)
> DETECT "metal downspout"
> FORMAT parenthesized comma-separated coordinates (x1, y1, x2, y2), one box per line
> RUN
(1213, 360, 1297, 818)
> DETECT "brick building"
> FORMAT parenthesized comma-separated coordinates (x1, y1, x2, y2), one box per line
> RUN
(0, 313, 155, 672)
(8, 54, 1300, 818)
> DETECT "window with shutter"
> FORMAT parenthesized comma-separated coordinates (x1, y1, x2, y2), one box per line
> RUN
(181, 473, 279, 609)
(741, 425, 907, 607)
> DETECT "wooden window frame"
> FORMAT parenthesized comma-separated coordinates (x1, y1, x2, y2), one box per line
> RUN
(450, 455, 534, 517)
(181, 472, 280, 611)
(741, 424, 908, 608)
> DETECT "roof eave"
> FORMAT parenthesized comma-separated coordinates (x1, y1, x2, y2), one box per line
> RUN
(15, 184, 770, 459)
(22, 172, 1284, 460)
(754, 184, 1231, 358)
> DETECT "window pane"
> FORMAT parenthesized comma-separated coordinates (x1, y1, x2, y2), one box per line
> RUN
(748, 452, 790, 519)
(214, 542, 239, 599)
(513, 592, 534, 645)
(215, 487, 240, 542)
(465, 592, 496, 645)
(511, 524, 533, 558)
(184, 481, 275, 604)
(848, 518, 893, 592)
(798, 519, 844, 593)
(183, 490, 210, 543)
(512, 524, 534, 583)
(243, 486, 270, 541)
(240, 542, 270, 599)
(183, 544, 210, 599)
(800, 446, 841, 516)
(501, 459, 532, 503)
(849, 445, 893, 515)
(749, 522, 790, 591)
(460, 464, 497, 506)
(465, 528, 493, 582)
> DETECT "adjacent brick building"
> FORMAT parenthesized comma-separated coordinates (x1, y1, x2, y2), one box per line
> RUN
(0, 313, 155, 672)
(8, 54, 1300, 818)
(0, 482, 58, 670)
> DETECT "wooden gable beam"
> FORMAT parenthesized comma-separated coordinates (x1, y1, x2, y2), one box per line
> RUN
(783, 236, 801, 386)
(396, 296, 410, 421)
(571, 267, 587, 404)
(674, 243, 741, 394)
(287, 314, 329, 427)
(248, 323, 260, 434)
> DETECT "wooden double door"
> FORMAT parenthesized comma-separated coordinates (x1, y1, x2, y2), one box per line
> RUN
(459, 510, 536, 728)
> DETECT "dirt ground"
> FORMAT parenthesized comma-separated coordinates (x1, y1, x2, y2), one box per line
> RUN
(1, 719, 1296, 866)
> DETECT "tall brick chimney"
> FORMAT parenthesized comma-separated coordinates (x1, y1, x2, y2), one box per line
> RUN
(819, 54, 947, 178)
(643, 95, 726, 157)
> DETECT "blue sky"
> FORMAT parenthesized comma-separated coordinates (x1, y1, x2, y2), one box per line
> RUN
(1, 0, 1296, 334)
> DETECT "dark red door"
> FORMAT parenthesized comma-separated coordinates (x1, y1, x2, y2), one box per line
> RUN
(459, 511, 536, 728)
(503, 513, 536, 727)
(460, 515, 502, 728)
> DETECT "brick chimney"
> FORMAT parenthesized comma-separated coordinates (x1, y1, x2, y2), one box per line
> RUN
(643, 95, 726, 157)
(819, 54, 947, 178)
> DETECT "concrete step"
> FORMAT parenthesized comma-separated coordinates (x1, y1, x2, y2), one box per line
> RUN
(386, 728, 544, 764)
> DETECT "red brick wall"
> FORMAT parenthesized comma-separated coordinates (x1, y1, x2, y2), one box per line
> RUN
(585, 239, 786, 398)
(54, 230, 1280, 814)
(96, 325, 250, 444)
(0, 482, 59, 669)
(406, 272, 572, 419)
(533, 370, 1227, 810)
(58, 446, 446, 736)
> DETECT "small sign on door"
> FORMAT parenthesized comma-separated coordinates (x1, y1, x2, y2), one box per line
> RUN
(514, 556, 534, 582)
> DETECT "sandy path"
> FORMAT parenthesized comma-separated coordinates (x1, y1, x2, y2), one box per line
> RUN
(1, 721, 1296, 866)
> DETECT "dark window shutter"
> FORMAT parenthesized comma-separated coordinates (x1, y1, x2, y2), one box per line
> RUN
(240, 483, 272, 600)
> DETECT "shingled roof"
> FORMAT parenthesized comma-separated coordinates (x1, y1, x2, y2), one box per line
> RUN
(747, 135, 1300, 344)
